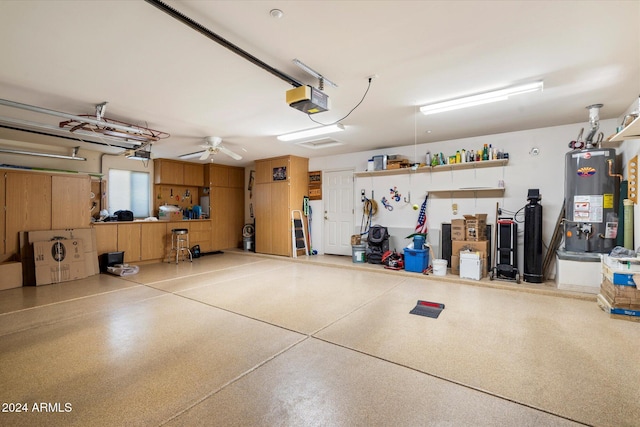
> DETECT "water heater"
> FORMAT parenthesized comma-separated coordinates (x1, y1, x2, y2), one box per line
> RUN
(564, 148, 618, 253)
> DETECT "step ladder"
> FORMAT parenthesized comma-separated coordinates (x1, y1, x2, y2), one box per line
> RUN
(291, 210, 309, 258)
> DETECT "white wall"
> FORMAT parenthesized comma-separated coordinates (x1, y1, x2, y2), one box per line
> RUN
(309, 119, 620, 273)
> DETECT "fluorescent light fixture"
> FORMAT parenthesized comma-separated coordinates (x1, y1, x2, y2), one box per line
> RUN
(420, 81, 543, 116)
(0, 147, 86, 161)
(277, 123, 345, 142)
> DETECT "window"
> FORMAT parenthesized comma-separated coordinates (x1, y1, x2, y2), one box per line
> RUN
(108, 169, 150, 217)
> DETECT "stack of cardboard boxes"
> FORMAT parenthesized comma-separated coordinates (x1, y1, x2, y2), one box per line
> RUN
(450, 214, 490, 278)
(597, 256, 640, 321)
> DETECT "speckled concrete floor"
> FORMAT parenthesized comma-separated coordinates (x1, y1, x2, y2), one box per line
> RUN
(0, 251, 637, 426)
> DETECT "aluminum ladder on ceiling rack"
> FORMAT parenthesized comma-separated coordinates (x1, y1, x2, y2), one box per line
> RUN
(291, 210, 309, 258)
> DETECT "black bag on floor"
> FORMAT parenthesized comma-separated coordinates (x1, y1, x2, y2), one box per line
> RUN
(191, 245, 201, 258)
(366, 225, 390, 264)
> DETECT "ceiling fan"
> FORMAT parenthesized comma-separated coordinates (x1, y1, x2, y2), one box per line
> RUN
(181, 136, 243, 161)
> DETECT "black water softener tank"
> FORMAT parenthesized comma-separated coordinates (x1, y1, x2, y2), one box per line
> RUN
(524, 189, 543, 283)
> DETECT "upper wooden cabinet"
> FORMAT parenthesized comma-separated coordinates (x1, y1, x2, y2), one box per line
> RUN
(4, 172, 52, 255)
(154, 159, 183, 184)
(2, 170, 91, 257)
(51, 175, 91, 229)
(183, 163, 204, 186)
(255, 156, 291, 184)
(205, 164, 244, 188)
(0, 172, 4, 255)
(154, 159, 204, 186)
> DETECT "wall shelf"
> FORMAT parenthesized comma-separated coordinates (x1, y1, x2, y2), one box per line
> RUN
(428, 187, 506, 197)
(604, 115, 640, 147)
(353, 158, 508, 177)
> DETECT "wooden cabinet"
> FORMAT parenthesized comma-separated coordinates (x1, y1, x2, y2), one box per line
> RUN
(2, 170, 92, 257)
(93, 220, 214, 263)
(205, 164, 244, 188)
(189, 221, 212, 252)
(0, 173, 4, 255)
(154, 159, 204, 186)
(205, 164, 245, 251)
(141, 222, 168, 260)
(117, 223, 141, 263)
(254, 155, 308, 257)
(210, 186, 244, 251)
(183, 163, 204, 186)
(154, 159, 184, 185)
(229, 167, 244, 188)
(93, 223, 118, 255)
(4, 171, 52, 255)
(51, 175, 91, 229)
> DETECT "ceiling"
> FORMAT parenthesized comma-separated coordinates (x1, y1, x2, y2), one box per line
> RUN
(0, 0, 638, 167)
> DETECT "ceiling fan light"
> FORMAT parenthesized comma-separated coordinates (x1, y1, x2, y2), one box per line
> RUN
(277, 123, 345, 142)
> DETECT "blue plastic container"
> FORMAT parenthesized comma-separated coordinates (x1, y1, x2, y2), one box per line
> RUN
(404, 248, 429, 273)
(413, 234, 425, 250)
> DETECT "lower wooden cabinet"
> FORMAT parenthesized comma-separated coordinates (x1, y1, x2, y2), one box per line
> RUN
(117, 223, 141, 263)
(93, 224, 118, 255)
(141, 222, 168, 260)
(190, 221, 212, 252)
(94, 220, 213, 263)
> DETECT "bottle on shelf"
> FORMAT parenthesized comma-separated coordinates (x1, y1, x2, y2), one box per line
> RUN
(482, 144, 489, 161)
(455, 150, 461, 163)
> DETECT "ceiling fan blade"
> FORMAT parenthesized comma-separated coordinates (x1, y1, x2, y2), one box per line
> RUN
(199, 150, 211, 160)
(218, 145, 242, 160)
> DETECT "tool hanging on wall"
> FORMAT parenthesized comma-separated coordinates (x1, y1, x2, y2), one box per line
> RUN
(381, 197, 393, 211)
(389, 186, 401, 202)
(360, 195, 378, 235)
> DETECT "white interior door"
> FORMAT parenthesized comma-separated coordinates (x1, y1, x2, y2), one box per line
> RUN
(323, 169, 354, 256)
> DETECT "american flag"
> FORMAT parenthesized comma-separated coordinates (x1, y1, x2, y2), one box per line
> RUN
(415, 195, 428, 234)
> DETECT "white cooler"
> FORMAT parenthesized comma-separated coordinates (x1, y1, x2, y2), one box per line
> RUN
(460, 251, 481, 280)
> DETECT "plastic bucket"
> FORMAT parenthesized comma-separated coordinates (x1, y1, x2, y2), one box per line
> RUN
(352, 244, 366, 263)
(433, 259, 447, 276)
(413, 235, 425, 250)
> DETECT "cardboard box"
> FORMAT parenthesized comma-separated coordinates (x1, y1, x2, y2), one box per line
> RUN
(451, 254, 459, 274)
(33, 239, 86, 286)
(600, 277, 640, 307)
(452, 240, 489, 276)
(451, 219, 466, 241)
(23, 228, 99, 286)
(602, 264, 637, 286)
(452, 239, 490, 257)
(464, 214, 487, 241)
(0, 254, 22, 290)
